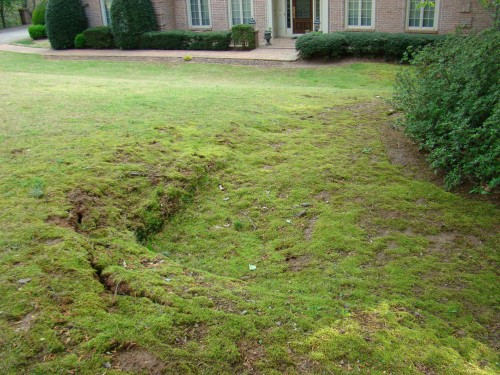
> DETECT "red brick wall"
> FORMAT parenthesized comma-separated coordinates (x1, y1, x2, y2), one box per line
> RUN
(82, 0, 104, 28)
(328, 0, 493, 34)
(84, 0, 494, 35)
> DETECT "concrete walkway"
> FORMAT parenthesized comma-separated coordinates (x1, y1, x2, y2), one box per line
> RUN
(0, 26, 29, 44)
(0, 37, 299, 65)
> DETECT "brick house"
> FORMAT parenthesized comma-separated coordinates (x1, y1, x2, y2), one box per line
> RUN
(83, 0, 493, 39)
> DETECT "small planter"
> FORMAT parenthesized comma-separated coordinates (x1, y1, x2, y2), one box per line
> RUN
(264, 30, 272, 46)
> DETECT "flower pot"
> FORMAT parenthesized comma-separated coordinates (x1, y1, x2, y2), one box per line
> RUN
(264, 31, 272, 46)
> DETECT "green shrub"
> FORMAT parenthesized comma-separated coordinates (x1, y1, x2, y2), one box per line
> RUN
(295, 32, 348, 59)
(83, 26, 114, 49)
(231, 24, 256, 49)
(28, 25, 46, 40)
(74, 33, 86, 48)
(32, 0, 47, 25)
(140, 30, 189, 50)
(393, 28, 500, 190)
(188, 31, 232, 51)
(296, 32, 443, 60)
(110, 0, 158, 50)
(45, 0, 88, 50)
(140, 30, 231, 51)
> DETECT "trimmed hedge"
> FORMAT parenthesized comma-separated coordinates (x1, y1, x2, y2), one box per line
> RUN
(83, 26, 114, 49)
(231, 24, 256, 49)
(45, 0, 88, 50)
(140, 30, 231, 51)
(296, 32, 445, 60)
(32, 0, 47, 25)
(28, 25, 46, 40)
(74, 33, 86, 48)
(295, 32, 348, 59)
(111, 0, 158, 50)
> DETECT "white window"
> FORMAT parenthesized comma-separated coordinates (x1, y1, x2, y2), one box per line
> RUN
(231, 0, 252, 25)
(346, 0, 374, 28)
(101, 0, 112, 26)
(189, 0, 211, 27)
(407, 0, 438, 29)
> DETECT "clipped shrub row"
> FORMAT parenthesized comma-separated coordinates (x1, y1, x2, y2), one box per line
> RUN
(296, 32, 445, 60)
(28, 25, 46, 40)
(140, 30, 231, 51)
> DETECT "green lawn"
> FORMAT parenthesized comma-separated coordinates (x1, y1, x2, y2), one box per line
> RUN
(0, 52, 498, 374)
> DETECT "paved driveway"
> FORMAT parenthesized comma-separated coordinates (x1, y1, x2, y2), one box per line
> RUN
(0, 26, 29, 44)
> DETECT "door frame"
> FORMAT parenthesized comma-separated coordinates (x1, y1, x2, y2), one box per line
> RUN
(269, 0, 328, 37)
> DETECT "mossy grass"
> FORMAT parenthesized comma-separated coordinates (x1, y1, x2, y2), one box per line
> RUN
(0, 52, 498, 374)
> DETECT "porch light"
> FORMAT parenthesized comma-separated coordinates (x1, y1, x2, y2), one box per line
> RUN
(314, 17, 321, 32)
(249, 18, 256, 28)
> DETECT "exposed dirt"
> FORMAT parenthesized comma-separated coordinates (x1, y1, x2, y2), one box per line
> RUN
(67, 189, 103, 232)
(100, 274, 133, 297)
(11, 312, 36, 332)
(114, 348, 165, 374)
(285, 254, 312, 272)
(44, 238, 63, 245)
(304, 216, 318, 241)
(315, 191, 331, 203)
(238, 340, 266, 374)
(379, 123, 440, 183)
(175, 323, 208, 346)
(45, 215, 73, 229)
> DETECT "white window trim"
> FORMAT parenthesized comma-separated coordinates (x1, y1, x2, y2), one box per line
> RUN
(100, 0, 111, 26)
(406, 0, 439, 31)
(345, 0, 375, 29)
(187, 0, 213, 28)
(228, 0, 254, 28)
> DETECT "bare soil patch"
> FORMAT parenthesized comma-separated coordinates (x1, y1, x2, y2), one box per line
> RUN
(11, 312, 36, 332)
(114, 348, 165, 374)
(304, 216, 318, 241)
(238, 340, 266, 374)
(285, 254, 312, 272)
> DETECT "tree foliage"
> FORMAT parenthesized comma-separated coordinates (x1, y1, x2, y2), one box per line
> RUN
(31, 0, 47, 25)
(393, 29, 500, 191)
(0, 0, 19, 28)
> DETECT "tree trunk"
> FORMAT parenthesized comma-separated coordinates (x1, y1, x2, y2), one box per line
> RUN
(0, 2, 6, 29)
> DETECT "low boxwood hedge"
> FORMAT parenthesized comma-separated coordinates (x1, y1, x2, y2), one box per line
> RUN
(140, 30, 231, 51)
(296, 32, 445, 60)
(83, 26, 114, 49)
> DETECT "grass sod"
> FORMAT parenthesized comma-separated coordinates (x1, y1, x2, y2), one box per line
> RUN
(0, 52, 498, 374)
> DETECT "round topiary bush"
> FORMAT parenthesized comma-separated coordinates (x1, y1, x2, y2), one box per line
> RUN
(31, 0, 47, 25)
(45, 0, 88, 50)
(111, 0, 158, 50)
(28, 25, 47, 40)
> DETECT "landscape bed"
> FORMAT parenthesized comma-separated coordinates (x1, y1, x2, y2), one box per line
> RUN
(0, 52, 498, 374)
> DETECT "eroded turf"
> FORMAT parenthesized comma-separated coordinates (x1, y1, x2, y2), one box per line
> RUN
(0, 53, 498, 374)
